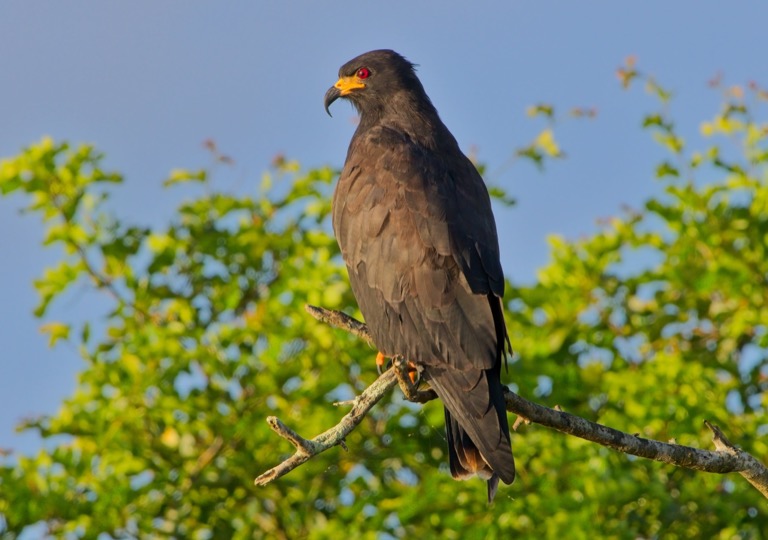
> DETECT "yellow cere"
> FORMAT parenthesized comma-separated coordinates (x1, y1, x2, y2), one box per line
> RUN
(334, 76, 366, 95)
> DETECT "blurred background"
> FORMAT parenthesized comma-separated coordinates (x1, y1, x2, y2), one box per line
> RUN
(2, 1, 763, 455)
(0, 2, 766, 537)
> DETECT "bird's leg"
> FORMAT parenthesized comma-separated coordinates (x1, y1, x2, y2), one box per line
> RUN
(376, 351, 390, 375)
(378, 352, 420, 383)
(393, 356, 438, 404)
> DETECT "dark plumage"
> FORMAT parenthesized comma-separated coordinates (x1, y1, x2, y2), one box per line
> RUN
(324, 49, 514, 502)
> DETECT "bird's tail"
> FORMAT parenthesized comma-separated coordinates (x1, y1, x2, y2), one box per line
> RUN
(445, 407, 503, 502)
(433, 366, 515, 503)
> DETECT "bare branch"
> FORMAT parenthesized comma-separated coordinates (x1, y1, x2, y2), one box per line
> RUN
(255, 306, 768, 500)
(503, 390, 768, 495)
(254, 368, 397, 486)
(705, 420, 768, 498)
(305, 305, 373, 345)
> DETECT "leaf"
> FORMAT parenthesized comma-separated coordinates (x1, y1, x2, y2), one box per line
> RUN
(488, 186, 517, 207)
(653, 132, 684, 154)
(655, 161, 679, 178)
(32, 260, 83, 317)
(39, 322, 70, 347)
(526, 103, 555, 118)
(147, 233, 172, 253)
(642, 114, 665, 128)
(163, 168, 207, 186)
(535, 128, 562, 157)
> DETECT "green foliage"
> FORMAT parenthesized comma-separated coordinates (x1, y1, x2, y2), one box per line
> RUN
(1, 68, 767, 538)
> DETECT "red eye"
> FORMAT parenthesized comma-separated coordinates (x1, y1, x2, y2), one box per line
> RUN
(356, 67, 370, 79)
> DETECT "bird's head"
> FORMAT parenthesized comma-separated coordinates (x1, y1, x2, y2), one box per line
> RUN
(324, 49, 423, 117)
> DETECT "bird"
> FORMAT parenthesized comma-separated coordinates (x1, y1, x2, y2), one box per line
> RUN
(324, 49, 514, 502)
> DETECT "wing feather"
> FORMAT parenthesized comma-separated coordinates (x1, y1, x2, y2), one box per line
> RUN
(332, 124, 514, 487)
(333, 126, 505, 363)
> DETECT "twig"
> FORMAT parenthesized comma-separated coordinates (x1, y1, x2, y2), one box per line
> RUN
(705, 420, 768, 498)
(333, 400, 357, 407)
(254, 306, 768, 500)
(305, 305, 373, 346)
(254, 368, 397, 486)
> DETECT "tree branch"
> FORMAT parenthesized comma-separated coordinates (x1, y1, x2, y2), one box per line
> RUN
(254, 306, 768, 500)
(254, 365, 397, 486)
(503, 389, 768, 498)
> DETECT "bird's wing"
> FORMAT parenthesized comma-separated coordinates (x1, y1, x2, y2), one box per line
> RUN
(333, 125, 514, 484)
(333, 125, 505, 369)
(333, 126, 514, 484)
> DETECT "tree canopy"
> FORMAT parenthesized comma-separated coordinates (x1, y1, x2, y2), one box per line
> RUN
(1, 66, 767, 539)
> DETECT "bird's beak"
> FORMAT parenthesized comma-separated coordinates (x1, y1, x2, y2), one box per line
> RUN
(324, 76, 366, 117)
(324, 86, 341, 116)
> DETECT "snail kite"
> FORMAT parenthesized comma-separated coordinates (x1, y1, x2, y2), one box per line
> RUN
(324, 50, 514, 501)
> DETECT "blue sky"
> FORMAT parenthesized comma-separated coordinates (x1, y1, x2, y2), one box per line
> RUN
(0, 2, 765, 454)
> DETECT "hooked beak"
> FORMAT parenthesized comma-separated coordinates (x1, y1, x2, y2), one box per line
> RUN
(324, 76, 366, 117)
(324, 86, 341, 117)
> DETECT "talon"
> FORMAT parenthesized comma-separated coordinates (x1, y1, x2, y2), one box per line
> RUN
(407, 361, 420, 385)
(394, 356, 421, 385)
(376, 351, 389, 374)
(393, 356, 435, 403)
